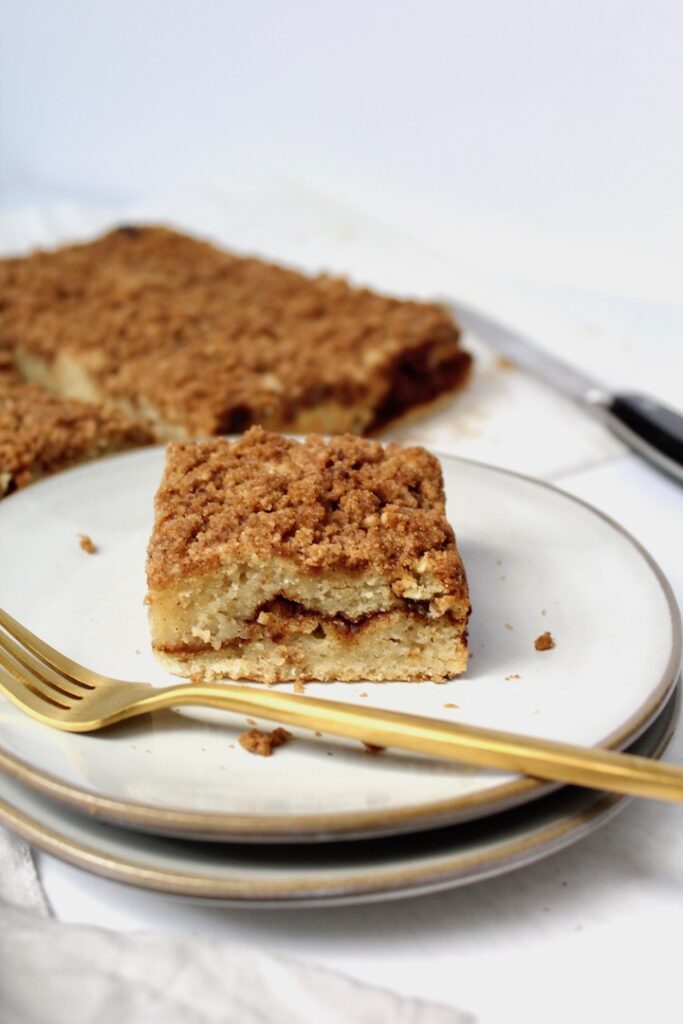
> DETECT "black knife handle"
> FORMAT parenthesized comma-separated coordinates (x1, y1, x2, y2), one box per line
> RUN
(604, 393, 683, 483)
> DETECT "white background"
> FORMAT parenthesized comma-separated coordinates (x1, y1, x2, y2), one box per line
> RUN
(1, 0, 682, 298)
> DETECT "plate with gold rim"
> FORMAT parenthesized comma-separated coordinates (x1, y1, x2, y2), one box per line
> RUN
(0, 446, 679, 842)
(0, 684, 678, 905)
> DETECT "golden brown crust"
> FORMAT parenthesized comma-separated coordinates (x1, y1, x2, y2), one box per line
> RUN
(0, 375, 154, 494)
(146, 427, 468, 601)
(0, 226, 469, 436)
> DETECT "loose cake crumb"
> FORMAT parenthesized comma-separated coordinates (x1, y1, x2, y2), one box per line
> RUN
(505, 674, 521, 680)
(245, 717, 257, 726)
(362, 741, 386, 756)
(444, 702, 459, 709)
(78, 533, 97, 554)
(535, 631, 555, 651)
(238, 727, 292, 757)
(496, 355, 516, 371)
(358, 692, 369, 698)
(504, 623, 513, 630)
(293, 680, 306, 694)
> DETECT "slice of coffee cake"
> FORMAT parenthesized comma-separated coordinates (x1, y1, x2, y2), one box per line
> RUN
(0, 369, 154, 497)
(146, 427, 470, 683)
(0, 226, 471, 439)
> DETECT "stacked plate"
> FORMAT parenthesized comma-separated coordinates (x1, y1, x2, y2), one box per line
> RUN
(0, 448, 679, 907)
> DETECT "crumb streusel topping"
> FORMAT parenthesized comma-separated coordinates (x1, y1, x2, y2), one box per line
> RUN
(147, 427, 467, 596)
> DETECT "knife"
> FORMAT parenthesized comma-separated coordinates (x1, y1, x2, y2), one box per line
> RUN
(452, 302, 683, 484)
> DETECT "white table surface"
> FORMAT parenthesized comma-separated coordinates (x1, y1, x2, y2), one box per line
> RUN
(3, 186, 682, 1024)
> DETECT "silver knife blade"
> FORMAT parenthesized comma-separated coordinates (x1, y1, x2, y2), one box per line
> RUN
(451, 301, 610, 409)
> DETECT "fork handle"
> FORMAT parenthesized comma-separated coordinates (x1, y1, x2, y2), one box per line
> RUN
(140, 683, 683, 802)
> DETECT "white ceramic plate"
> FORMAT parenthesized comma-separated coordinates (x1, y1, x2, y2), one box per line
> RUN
(0, 448, 679, 842)
(0, 687, 677, 906)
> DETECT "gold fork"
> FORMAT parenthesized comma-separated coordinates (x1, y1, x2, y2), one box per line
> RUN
(0, 606, 681, 802)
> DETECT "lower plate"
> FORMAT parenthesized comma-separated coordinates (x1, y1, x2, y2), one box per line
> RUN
(0, 683, 677, 907)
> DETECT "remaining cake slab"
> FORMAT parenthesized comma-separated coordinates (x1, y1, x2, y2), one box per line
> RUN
(0, 359, 154, 497)
(0, 225, 471, 439)
(146, 427, 470, 683)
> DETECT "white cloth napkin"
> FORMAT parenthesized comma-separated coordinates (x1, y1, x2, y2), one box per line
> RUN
(0, 828, 472, 1023)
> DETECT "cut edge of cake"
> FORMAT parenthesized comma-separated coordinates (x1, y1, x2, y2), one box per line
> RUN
(0, 375, 155, 498)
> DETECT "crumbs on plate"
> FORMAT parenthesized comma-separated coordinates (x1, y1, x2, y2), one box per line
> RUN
(238, 727, 293, 757)
(78, 533, 97, 554)
(496, 355, 516, 371)
(362, 741, 385, 756)
(535, 631, 555, 651)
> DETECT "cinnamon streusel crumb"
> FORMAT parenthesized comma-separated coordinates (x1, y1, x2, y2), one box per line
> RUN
(238, 727, 293, 757)
(78, 533, 96, 554)
(534, 631, 555, 651)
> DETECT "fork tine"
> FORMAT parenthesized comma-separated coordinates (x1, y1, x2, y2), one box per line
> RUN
(0, 626, 85, 701)
(0, 647, 71, 713)
(0, 608, 98, 688)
